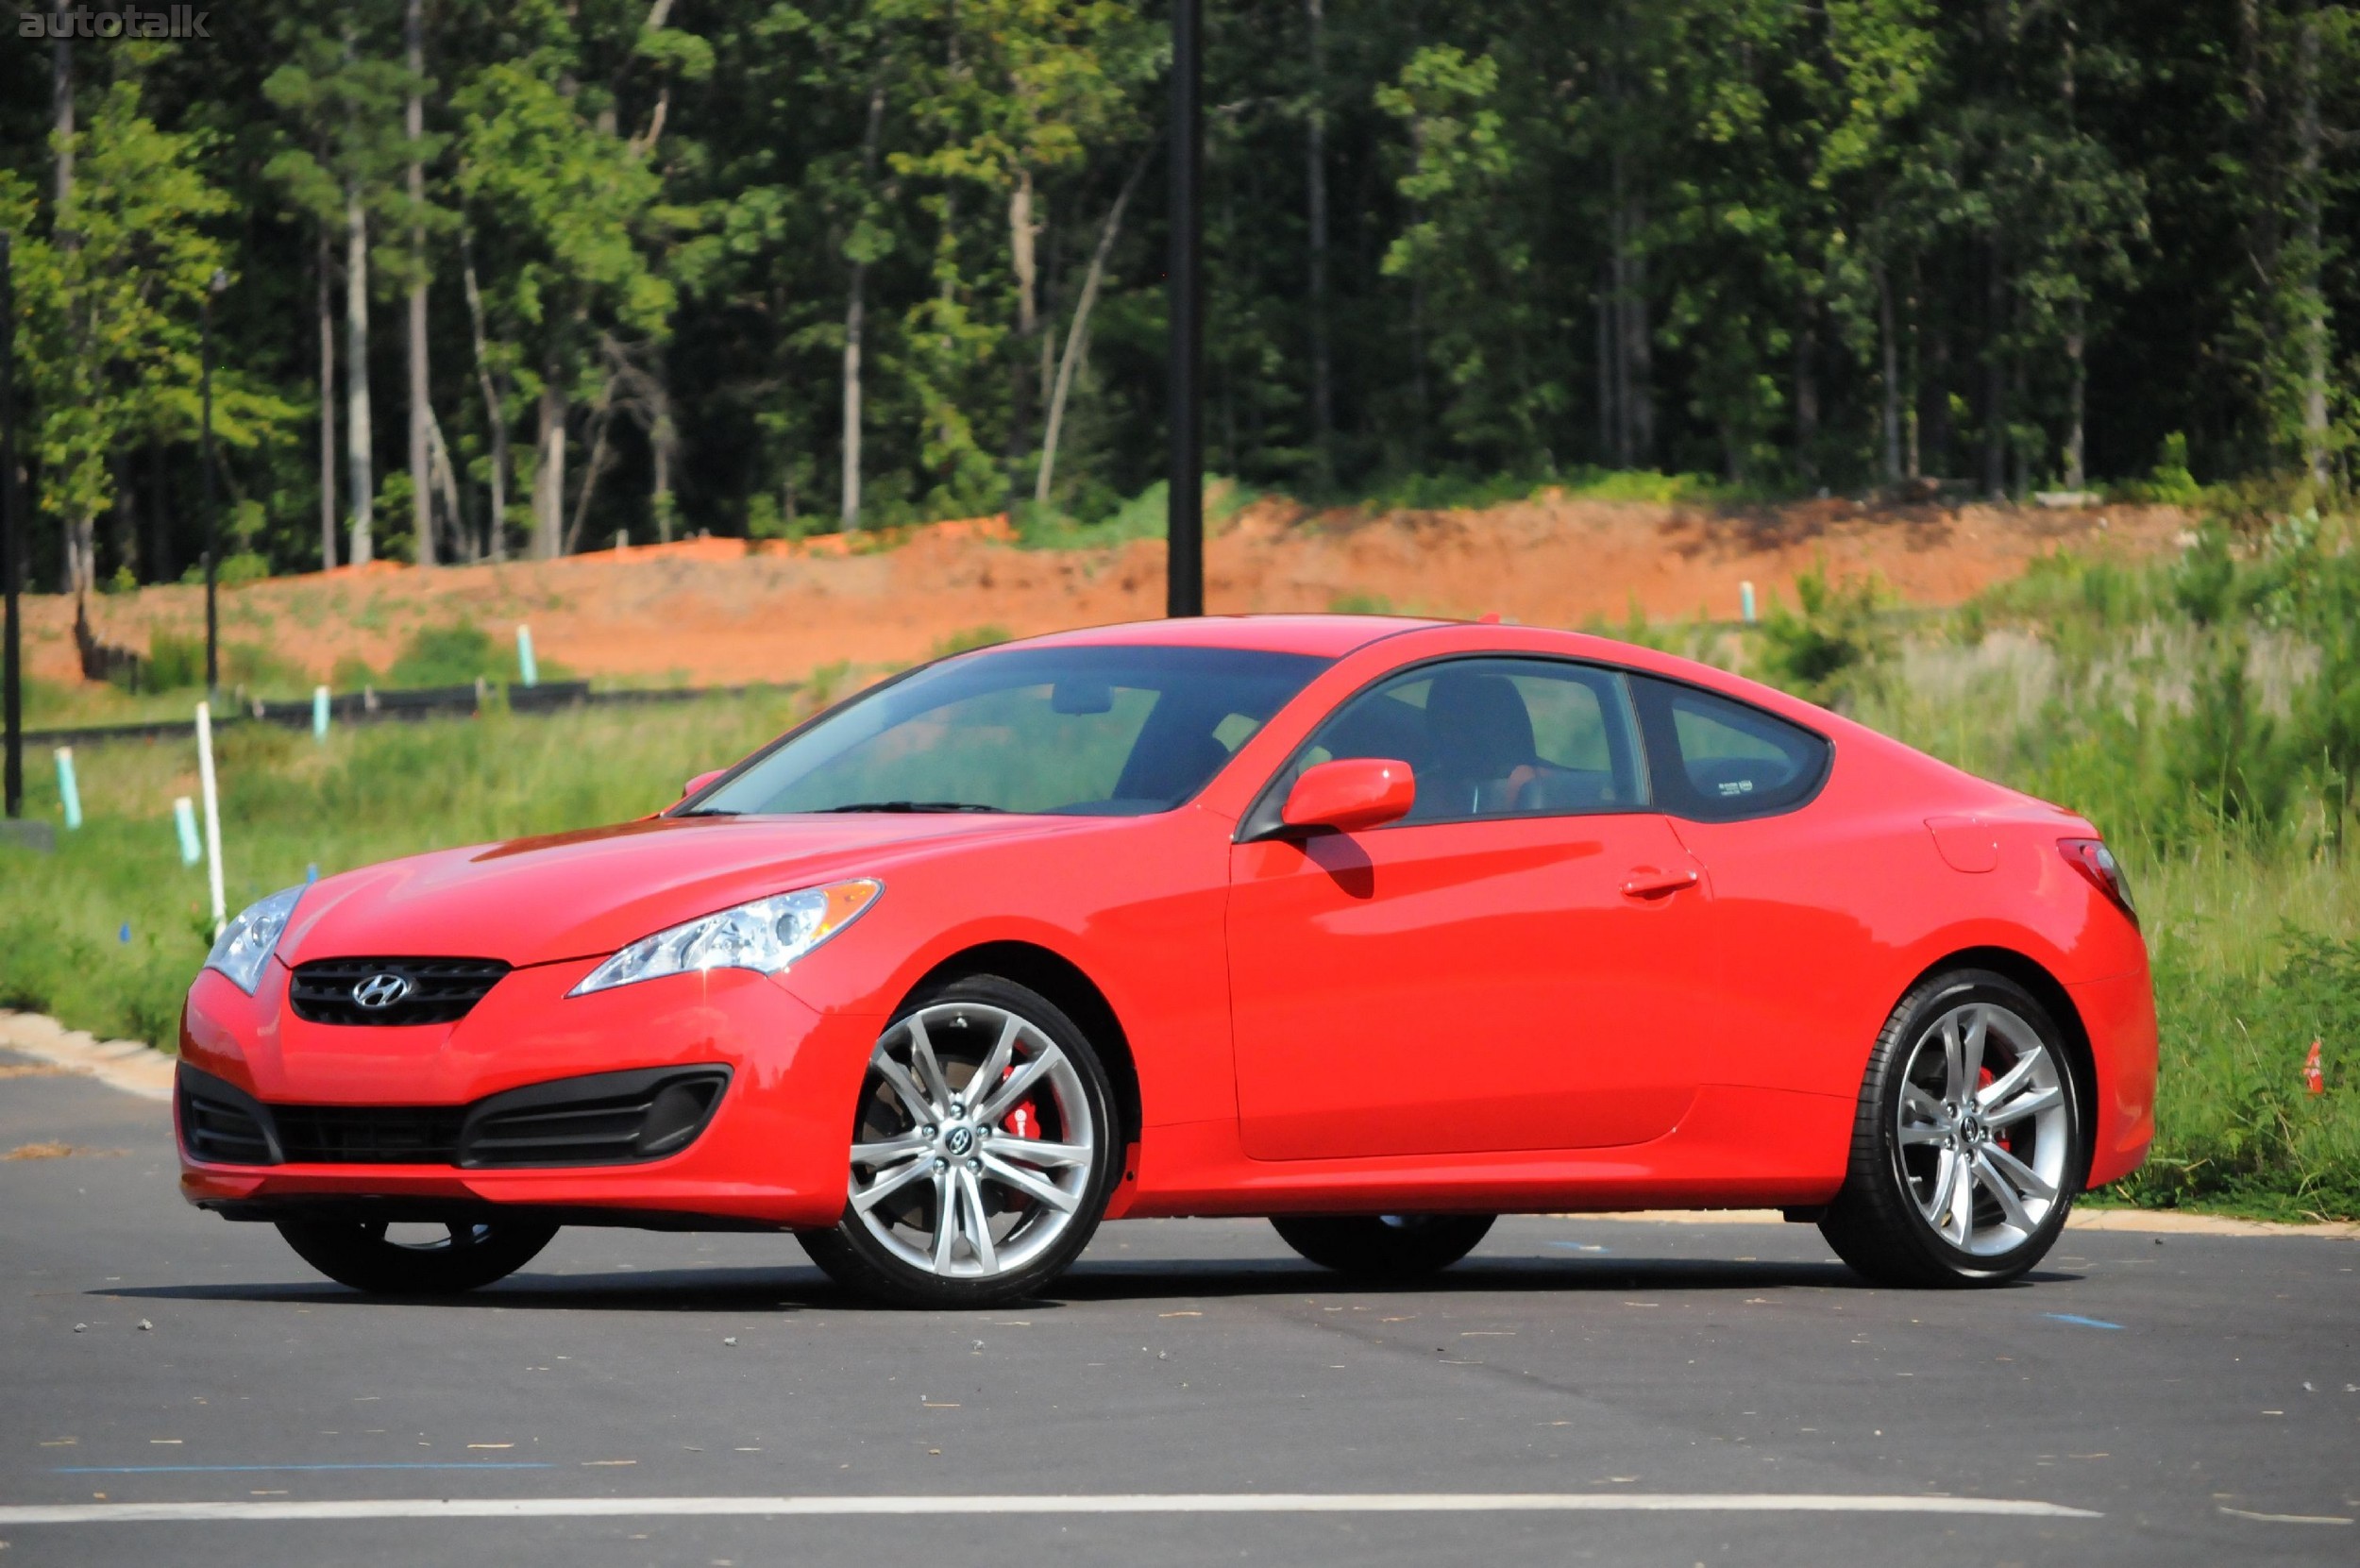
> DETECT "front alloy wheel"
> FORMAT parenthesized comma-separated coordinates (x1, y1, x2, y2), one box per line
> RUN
(277, 1216, 558, 1294)
(799, 976, 1118, 1307)
(1821, 969, 2082, 1288)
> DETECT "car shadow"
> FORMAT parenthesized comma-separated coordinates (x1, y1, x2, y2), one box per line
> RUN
(94, 1253, 2072, 1311)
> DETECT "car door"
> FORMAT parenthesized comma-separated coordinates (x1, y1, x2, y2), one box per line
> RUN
(1224, 657, 1712, 1160)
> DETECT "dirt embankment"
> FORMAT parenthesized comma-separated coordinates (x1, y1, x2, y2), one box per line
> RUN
(26, 496, 2188, 689)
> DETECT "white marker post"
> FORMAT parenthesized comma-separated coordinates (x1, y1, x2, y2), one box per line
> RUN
(194, 702, 226, 937)
(52, 747, 80, 830)
(312, 684, 330, 742)
(515, 624, 538, 688)
(1740, 581, 1757, 625)
(172, 797, 201, 867)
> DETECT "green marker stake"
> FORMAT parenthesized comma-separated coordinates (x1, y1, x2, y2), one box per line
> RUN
(53, 748, 80, 831)
(173, 797, 201, 866)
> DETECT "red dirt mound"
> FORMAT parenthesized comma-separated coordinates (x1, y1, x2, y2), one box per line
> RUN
(25, 497, 2184, 690)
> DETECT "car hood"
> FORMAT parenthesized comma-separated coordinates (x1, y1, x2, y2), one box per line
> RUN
(277, 813, 1074, 969)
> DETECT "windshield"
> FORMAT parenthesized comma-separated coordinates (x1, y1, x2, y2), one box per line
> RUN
(691, 644, 1332, 818)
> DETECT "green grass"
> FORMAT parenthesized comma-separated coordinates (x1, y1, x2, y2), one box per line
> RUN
(0, 688, 818, 1049)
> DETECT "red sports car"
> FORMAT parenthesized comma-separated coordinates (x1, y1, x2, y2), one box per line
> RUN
(177, 615, 2155, 1307)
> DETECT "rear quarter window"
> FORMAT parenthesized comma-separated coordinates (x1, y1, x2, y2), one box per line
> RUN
(1628, 674, 1830, 822)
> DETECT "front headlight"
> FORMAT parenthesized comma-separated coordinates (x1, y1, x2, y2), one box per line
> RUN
(569, 878, 882, 997)
(204, 886, 303, 995)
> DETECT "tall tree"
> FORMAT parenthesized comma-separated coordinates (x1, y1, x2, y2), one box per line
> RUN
(454, 36, 680, 558)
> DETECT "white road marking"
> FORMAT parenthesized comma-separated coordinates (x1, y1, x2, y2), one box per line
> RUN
(0, 1492, 2101, 1526)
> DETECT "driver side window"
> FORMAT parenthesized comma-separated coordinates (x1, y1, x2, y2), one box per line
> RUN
(1283, 658, 1649, 825)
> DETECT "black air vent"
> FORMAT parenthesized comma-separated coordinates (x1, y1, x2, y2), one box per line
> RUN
(177, 1066, 278, 1165)
(288, 958, 511, 1026)
(461, 1068, 732, 1169)
(272, 1104, 466, 1165)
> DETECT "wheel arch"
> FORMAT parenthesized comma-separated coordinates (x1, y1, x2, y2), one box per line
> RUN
(1899, 945, 2099, 1186)
(906, 941, 1143, 1142)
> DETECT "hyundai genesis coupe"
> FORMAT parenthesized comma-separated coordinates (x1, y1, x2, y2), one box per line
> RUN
(176, 615, 2155, 1307)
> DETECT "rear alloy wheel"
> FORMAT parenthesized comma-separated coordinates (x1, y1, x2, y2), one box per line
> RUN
(276, 1217, 559, 1294)
(799, 976, 1119, 1308)
(1271, 1214, 1495, 1280)
(1821, 969, 2082, 1288)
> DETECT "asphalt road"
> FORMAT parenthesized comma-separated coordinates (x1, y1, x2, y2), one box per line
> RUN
(3, 1046, 2355, 1568)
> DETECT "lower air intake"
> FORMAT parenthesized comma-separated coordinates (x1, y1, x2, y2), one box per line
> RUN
(176, 1063, 732, 1170)
(177, 1068, 278, 1165)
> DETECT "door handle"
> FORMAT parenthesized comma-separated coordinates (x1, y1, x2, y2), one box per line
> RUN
(1622, 867, 1700, 901)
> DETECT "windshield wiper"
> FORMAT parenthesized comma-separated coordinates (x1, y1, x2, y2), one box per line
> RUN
(821, 801, 1007, 814)
(675, 807, 741, 817)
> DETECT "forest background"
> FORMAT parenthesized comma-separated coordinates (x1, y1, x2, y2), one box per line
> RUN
(2, 0, 2357, 586)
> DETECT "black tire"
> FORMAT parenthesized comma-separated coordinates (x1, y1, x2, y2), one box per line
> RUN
(277, 1216, 559, 1294)
(1820, 968, 2083, 1288)
(1271, 1214, 1495, 1279)
(798, 974, 1121, 1309)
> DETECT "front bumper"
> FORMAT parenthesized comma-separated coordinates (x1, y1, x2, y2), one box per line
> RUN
(177, 957, 880, 1230)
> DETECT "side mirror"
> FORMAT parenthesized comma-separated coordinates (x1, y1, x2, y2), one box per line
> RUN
(1280, 758, 1415, 834)
(679, 768, 727, 803)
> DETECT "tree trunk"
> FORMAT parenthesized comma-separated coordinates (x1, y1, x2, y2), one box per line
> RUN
(460, 228, 507, 562)
(1305, 0, 1334, 486)
(1904, 258, 1922, 481)
(1793, 296, 1819, 486)
(1607, 151, 1652, 467)
(1003, 166, 1039, 513)
(649, 365, 677, 543)
(2065, 317, 2087, 490)
(1038, 153, 1149, 507)
(316, 224, 338, 571)
(108, 449, 133, 584)
(50, 6, 73, 211)
(1927, 322, 1952, 478)
(564, 374, 616, 555)
(345, 180, 375, 565)
(2296, 3, 2330, 483)
(840, 79, 885, 532)
(146, 434, 173, 582)
(531, 369, 565, 559)
(404, 0, 435, 565)
(425, 408, 467, 562)
(1596, 280, 1617, 464)
(1981, 239, 2006, 499)
(1876, 260, 1902, 485)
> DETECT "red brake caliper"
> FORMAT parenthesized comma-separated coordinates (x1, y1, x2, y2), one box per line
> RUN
(1002, 1070, 1040, 1141)
(1979, 1064, 2008, 1155)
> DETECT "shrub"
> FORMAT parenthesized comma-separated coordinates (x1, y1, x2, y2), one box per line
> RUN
(1752, 565, 1890, 710)
(147, 631, 206, 691)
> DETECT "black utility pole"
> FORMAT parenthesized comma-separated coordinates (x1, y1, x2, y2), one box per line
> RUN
(2, 230, 22, 820)
(201, 268, 226, 694)
(1165, 0, 1204, 617)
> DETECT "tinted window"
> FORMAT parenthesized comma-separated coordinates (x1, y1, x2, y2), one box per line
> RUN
(1628, 674, 1829, 821)
(1277, 658, 1648, 825)
(696, 646, 1329, 817)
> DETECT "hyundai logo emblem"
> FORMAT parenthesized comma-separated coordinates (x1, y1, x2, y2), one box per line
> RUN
(350, 972, 413, 1010)
(944, 1126, 975, 1157)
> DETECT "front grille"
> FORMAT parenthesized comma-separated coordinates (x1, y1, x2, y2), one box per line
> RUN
(288, 957, 511, 1026)
(177, 1062, 732, 1170)
(177, 1069, 277, 1164)
(271, 1104, 465, 1164)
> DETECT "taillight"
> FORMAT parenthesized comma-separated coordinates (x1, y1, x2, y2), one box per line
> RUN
(2059, 838, 2137, 925)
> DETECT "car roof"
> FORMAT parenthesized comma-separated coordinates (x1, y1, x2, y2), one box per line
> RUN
(1007, 614, 1449, 658)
